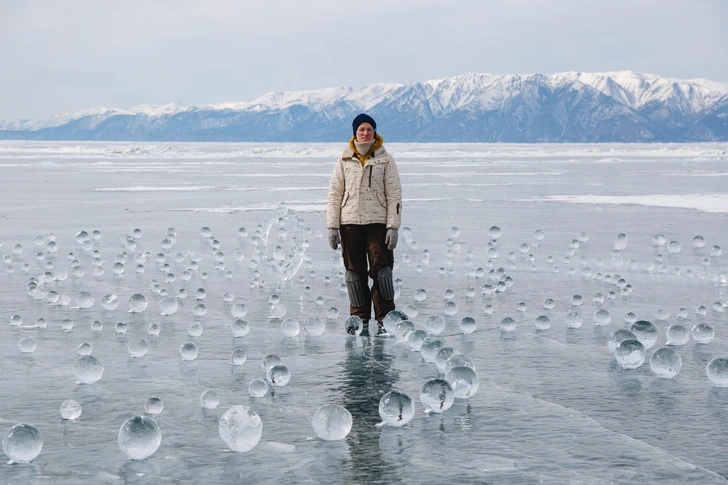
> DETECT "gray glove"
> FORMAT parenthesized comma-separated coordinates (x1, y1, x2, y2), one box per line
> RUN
(385, 228, 398, 250)
(328, 228, 340, 250)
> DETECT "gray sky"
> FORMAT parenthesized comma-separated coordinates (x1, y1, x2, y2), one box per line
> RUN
(1, 0, 726, 120)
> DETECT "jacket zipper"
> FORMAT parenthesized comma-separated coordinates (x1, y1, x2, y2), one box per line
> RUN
(368, 165, 373, 188)
(397, 203, 400, 214)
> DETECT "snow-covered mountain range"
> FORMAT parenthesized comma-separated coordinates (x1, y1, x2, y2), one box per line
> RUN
(2, 71, 727, 142)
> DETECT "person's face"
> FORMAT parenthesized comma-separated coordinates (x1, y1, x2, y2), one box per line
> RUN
(356, 123, 374, 142)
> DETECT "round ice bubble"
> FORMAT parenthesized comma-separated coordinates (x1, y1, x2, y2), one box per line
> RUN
(714, 301, 725, 313)
(667, 241, 681, 254)
(676, 307, 689, 319)
(614, 233, 627, 251)
(327, 307, 340, 320)
(711, 245, 722, 257)
(158, 297, 178, 316)
(145, 397, 164, 415)
(543, 299, 555, 310)
(219, 405, 263, 452)
(483, 304, 493, 315)
(446, 366, 479, 398)
(118, 415, 161, 460)
(488, 226, 502, 239)
(697, 305, 708, 316)
(101, 294, 119, 311)
(408, 330, 427, 351)
(60, 400, 82, 420)
(379, 390, 415, 427)
(652, 234, 666, 246)
(270, 303, 286, 319)
(607, 329, 637, 353)
(655, 309, 670, 321)
(420, 379, 455, 414)
(594, 309, 611, 326)
(614, 339, 646, 369)
(444, 354, 475, 375)
(571, 295, 583, 306)
(624, 312, 637, 325)
(231, 348, 247, 366)
(707, 358, 728, 387)
(444, 301, 458, 317)
(303, 315, 325, 336)
(201, 390, 219, 409)
(128, 294, 148, 313)
(312, 404, 353, 441)
(459, 316, 477, 334)
(179, 343, 198, 361)
(281, 317, 300, 338)
(434, 347, 459, 373)
(147, 322, 160, 336)
(73, 355, 104, 384)
(500, 317, 516, 332)
(61, 319, 74, 331)
(128, 339, 149, 358)
(192, 304, 207, 317)
(261, 354, 282, 371)
(534, 229, 545, 241)
(249, 378, 269, 398)
(443, 289, 454, 300)
(344, 316, 363, 336)
(395, 320, 415, 342)
(18, 337, 36, 353)
(266, 365, 290, 387)
(114, 321, 128, 334)
(629, 321, 658, 349)
(383, 310, 408, 335)
(10, 314, 22, 326)
(535, 315, 551, 330)
(692, 324, 714, 344)
(665, 324, 689, 346)
(425, 314, 446, 335)
(231, 303, 247, 318)
(420, 337, 444, 363)
(77, 291, 94, 309)
(403, 304, 419, 318)
(2, 423, 43, 463)
(231, 319, 250, 337)
(414, 289, 427, 302)
(650, 347, 682, 378)
(188, 322, 203, 337)
(692, 236, 706, 249)
(564, 310, 582, 328)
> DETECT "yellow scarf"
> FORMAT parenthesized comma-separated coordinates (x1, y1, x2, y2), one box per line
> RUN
(349, 133, 384, 166)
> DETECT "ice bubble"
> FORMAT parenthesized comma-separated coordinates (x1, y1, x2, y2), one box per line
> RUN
(77, 343, 92, 355)
(147, 322, 160, 336)
(223, 292, 235, 303)
(145, 397, 164, 415)
(395, 320, 415, 342)
(446, 366, 479, 398)
(566, 310, 583, 328)
(231, 303, 248, 318)
(261, 354, 282, 371)
(76, 291, 94, 309)
(128, 294, 148, 313)
(2, 423, 43, 463)
(419, 337, 444, 363)
(193, 304, 207, 317)
(61, 318, 74, 331)
(483, 304, 493, 315)
(344, 316, 364, 336)
(179, 343, 198, 361)
(383, 310, 408, 334)
(516, 301, 526, 313)
(249, 378, 269, 397)
(614, 339, 646, 369)
(535, 315, 551, 330)
(650, 347, 682, 378)
(303, 315, 325, 336)
(405, 330, 426, 351)
(159, 297, 178, 316)
(607, 329, 637, 353)
(115, 322, 128, 334)
(624, 312, 637, 324)
(201, 390, 219, 409)
(413, 289, 427, 302)
(711, 245, 722, 257)
(91, 320, 103, 332)
(533, 229, 545, 241)
(118, 415, 161, 460)
(10, 314, 22, 326)
(692, 236, 706, 249)
(270, 303, 286, 319)
(707, 358, 728, 387)
(500, 317, 516, 332)
(444, 301, 458, 317)
(231, 348, 247, 366)
(100, 294, 119, 311)
(459, 316, 477, 334)
(378, 390, 415, 427)
(594, 309, 611, 326)
(571, 295, 583, 306)
(692, 324, 714, 344)
(713, 301, 725, 313)
(543, 298, 555, 310)
(653, 308, 669, 321)
(697, 305, 708, 316)
(219, 405, 263, 453)
(652, 234, 666, 246)
(312, 404, 353, 440)
(18, 337, 36, 353)
(629, 321, 658, 349)
(434, 347, 459, 373)
(676, 307, 689, 319)
(280, 317, 300, 338)
(488, 226, 502, 239)
(593, 293, 604, 304)
(266, 365, 290, 387)
(425, 314, 446, 335)
(420, 379, 455, 414)
(60, 400, 82, 420)
(614, 233, 627, 251)
(128, 339, 149, 358)
(231, 319, 250, 337)
(667, 241, 681, 254)
(449, 226, 460, 238)
(73, 355, 104, 384)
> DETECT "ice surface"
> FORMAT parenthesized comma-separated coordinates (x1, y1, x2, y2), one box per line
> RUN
(0, 141, 727, 483)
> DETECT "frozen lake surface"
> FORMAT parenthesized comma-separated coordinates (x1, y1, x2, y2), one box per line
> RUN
(1, 141, 727, 484)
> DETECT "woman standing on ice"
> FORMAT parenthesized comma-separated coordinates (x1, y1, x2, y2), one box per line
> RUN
(327, 113, 402, 336)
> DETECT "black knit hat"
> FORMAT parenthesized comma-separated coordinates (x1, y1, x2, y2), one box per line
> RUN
(352, 113, 376, 136)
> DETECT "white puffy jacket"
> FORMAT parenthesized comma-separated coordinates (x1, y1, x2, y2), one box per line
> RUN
(327, 144, 402, 229)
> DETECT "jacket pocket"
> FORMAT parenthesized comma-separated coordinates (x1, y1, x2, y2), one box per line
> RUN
(375, 192, 387, 209)
(341, 192, 350, 208)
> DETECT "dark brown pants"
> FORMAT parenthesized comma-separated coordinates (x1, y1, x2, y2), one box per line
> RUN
(340, 224, 395, 322)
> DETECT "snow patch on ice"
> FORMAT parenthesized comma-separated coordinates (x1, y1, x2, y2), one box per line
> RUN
(514, 194, 728, 213)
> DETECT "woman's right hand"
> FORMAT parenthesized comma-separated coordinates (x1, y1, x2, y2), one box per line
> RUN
(328, 228, 340, 250)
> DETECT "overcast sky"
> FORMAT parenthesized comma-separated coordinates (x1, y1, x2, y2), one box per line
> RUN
(1, 0, 726, 120)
